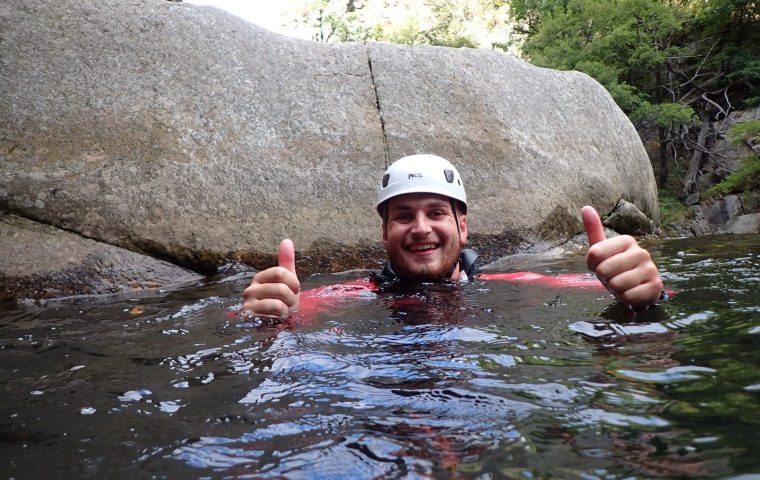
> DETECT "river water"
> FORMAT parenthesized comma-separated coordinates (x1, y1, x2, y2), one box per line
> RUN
(1, 234, 759, 479)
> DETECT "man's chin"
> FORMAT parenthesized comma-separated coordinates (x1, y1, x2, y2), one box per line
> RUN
(394, 261, 449, 282)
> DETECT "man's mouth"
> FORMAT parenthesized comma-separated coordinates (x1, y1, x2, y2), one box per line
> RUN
(407, 243, 438, 253)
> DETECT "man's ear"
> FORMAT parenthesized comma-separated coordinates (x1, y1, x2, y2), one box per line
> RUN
(381, 220, 389, 247)
(459, 214, 468, 244)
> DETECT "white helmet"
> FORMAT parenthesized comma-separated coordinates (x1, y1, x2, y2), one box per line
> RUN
(376, 154, 467, 214)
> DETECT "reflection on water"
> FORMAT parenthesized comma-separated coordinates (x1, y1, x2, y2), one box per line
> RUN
(1, 234, 759, 479)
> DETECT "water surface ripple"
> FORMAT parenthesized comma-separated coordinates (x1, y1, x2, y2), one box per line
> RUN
(1, 234, 759, 478)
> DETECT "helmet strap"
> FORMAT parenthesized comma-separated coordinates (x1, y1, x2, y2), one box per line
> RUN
(450, 198, 461, 237)
(447, 198, 463, 280)
(382, 203, 389, 236)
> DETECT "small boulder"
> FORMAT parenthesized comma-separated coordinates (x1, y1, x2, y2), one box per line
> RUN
(603, 200, 656, 236)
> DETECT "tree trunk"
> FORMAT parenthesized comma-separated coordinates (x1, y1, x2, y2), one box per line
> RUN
(682, 105, 714, 197)
(654, 65, 669, 187)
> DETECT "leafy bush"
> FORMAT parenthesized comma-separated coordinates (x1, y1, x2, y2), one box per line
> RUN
(729, 120, 760, 145)
(658, 188, 691, 225)
(705, 155, 760, 197)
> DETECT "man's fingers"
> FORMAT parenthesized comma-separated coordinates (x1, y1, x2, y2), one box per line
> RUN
(604, 263, 660, 295)
(243, 298, 290, 318)
(247, 281, 298, 303)
(279, 239, 297, 275)
(581, 206, 606, 246)
(256, 266, 299, 289)
(615, 281, 663, 307)
(592, 238, 648, 280)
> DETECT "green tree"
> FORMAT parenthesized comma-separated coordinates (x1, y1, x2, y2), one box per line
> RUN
(290, 0, 482, 48)
(507, 0, 760, 195)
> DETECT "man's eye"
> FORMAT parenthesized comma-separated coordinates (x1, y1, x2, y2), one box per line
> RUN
(430, 210, 446, 218)
(393, 214, 412, 222)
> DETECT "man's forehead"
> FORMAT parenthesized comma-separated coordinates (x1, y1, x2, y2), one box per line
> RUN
(387, 193, 451, 210)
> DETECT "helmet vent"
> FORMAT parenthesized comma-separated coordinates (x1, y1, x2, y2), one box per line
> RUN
(444, 169, 454, 183)
(382, 173, 390, 188)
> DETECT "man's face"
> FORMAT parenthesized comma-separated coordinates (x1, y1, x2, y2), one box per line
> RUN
(382, 193, 468, 281)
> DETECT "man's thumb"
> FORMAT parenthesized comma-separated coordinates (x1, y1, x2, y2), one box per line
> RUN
(278, 239, 297, 275)
(581, 206, 607, 246)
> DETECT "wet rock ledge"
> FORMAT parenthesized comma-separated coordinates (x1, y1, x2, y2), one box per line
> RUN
(0, 215, 203, 302)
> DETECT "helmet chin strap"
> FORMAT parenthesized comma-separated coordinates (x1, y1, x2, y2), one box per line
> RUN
(450, 198, 461, 237)
(446, 198, 462, 280)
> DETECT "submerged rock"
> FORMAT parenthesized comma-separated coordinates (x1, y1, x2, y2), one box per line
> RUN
(0, 0, 659, 297)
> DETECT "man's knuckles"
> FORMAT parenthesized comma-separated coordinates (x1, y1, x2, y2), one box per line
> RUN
(244, 298, 289, 318)
(251, 282, 296, 302)
(253, 267, 300, 291)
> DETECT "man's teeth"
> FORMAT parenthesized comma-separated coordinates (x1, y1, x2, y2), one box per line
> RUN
(409, 244, 437, 252)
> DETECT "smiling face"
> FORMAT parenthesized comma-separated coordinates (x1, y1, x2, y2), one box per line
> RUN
(382, 193, 468, 281)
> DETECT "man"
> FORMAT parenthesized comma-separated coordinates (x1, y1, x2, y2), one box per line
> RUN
(243, 154, 664, 317)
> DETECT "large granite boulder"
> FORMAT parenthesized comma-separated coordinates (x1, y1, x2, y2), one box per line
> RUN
(0, 0, 659, 298)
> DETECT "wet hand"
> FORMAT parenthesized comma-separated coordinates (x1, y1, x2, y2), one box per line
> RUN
(242, 239, 300, 317)
(581, 206, 662, 307)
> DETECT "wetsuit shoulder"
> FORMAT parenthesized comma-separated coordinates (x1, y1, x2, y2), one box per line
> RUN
(460, 248, 479, 280)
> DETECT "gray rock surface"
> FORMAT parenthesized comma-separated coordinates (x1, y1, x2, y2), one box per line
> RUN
(0, 0, 659, 297)
(702, 195, 743, 227)
(0, 214, 203, 301)
(726, 214, 760, 234)
(687, 195, 759, 235)
(684, 193, 701, 206)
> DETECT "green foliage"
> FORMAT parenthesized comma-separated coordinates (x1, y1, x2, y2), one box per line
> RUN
(745, 96, 760, 108)
(634, 102, 700, 128)
(418, 0, 478, 48)
(705, 155, 760, 198)
(728, 120, 760, 146)
(322, 13, 382, 42)
(385, 16, 425, 45)
(658, 188, 691, 225)
(507, 0, 760, 191)
(513, 0, 689, 120)
(295, 0, 485, 48)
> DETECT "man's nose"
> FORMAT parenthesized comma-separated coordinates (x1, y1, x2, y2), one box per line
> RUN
(410, 212, 432, 235)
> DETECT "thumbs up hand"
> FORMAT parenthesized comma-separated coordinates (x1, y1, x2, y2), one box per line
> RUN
(582, 206, 663, 307)
(243, 239, 301, 317)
